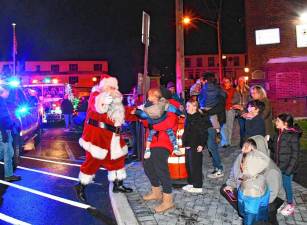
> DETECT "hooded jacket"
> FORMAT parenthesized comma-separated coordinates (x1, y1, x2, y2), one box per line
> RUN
(226, 135, 286, 203)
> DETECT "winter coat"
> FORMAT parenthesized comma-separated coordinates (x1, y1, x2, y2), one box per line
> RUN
(61, 99, 74, 114)
(182, 111, 211, 148)
(226, 135, 286, 203)
(198, 83, 225, 109)
(245, 114, 265, 139)
(261, 98, 274, 137)
(223, 87, 238, 110)
(269, 128, 300, 176)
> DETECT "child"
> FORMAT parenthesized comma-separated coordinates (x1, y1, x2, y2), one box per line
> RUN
(269, 113, 301, 216)
(242, 100, 265, 139)
(135, 88, 182, 159)
(238, 141, 270, 225)
(181, 100, 210, 193)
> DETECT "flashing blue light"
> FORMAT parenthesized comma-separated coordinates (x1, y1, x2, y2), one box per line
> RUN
(15, 105, 30, 117)
(8, 77, 20, 88)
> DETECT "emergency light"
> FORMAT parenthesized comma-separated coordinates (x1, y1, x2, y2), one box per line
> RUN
(15, 105, 30, 117)
(8, 77, 20, 87)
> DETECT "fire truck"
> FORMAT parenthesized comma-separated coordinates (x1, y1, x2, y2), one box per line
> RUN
(23, 82, 66, 123)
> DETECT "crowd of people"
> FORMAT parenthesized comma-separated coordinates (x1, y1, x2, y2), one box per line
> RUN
(126, 72, 302, 224)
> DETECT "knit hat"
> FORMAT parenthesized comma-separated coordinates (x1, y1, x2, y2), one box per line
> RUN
(166, 81, 175, 89)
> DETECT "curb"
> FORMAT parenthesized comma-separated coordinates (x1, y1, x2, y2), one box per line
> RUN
(109, 182, 139, 225)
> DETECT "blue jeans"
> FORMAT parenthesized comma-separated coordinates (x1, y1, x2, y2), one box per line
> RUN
(64, 114, 73, 128)
(207, 127, 223, 170)
(221, 109, 236, 146)
(0, 131, 14, 178)
(238, 117, 246, 147)
(282, 174, 293, 204)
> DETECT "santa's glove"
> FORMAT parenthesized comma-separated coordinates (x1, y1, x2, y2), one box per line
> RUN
(173, 145, 181, 156)
(144, 148, 151, 159)
(101, 93, 113, 105)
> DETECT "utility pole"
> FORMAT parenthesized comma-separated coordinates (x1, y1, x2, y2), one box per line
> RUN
(175, 0, 185, 98)
(217, 0, 223, 83)
(142, 11, 150, 100)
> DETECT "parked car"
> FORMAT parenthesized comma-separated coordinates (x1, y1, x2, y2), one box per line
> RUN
(5, 85, 41, 165)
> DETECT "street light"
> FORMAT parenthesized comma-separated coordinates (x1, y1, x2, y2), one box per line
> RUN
(182, 16, 223, 83)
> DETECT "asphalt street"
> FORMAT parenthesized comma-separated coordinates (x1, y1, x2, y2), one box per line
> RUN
(0, 128, 117, 225)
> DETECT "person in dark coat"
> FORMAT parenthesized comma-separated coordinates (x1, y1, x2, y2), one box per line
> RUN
(269, 113, 302, 217)
(61, 94, 74, 130)
(181, 100, 210, 193)
(242, 100, 266, 139)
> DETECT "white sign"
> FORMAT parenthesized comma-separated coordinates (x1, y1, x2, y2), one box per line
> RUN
(296, 24, 307, 48)
(255, 28, 280, 45)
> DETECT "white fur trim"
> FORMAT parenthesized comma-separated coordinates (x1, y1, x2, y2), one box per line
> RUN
(107, 168, 127, 182)
(79, 138, 108, 160)
(100, 77, 118, 90)
(79, 171, 95, 185)
(110, 134, 128, 160)
(95, 92, 110, 114)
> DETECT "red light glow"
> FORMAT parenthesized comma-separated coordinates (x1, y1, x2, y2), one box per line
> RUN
(32, 79, 38, 84)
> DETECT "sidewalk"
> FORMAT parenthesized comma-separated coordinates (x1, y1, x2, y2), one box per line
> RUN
(124, 146, 307, 225)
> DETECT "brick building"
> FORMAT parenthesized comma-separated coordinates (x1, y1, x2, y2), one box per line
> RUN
(184, 53, 247, 88)
(0, 60, 109, 96)
(245, 0, 307, 116)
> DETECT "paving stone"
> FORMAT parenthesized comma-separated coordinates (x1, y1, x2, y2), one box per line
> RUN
(125, 138, 307, 225)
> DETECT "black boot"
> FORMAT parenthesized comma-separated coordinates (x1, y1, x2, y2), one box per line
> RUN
(74, 183, 87, 202)
(113, 180, 133, 193)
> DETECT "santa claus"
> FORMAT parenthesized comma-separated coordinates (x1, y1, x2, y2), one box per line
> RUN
(75, 75, 136, 202)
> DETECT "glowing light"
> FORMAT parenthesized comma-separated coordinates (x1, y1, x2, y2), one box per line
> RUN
(32, 79, 38, 84)
(182, 17, 191, 25)
(15, 105, 30, 117)
(52, 78, 59, 84)
(222, 55, 227, 59)
(300, 12, 307, 23)
(92, 77, 98, 82)
(244, 76, 249, 81)
(44, 78, 51, 83)
(52, 103, 57, 107)
(8, 77, 20, 87)
(244, 67, 250, 73)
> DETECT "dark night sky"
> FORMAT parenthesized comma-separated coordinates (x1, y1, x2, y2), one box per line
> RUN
(0, 0, 245, 92)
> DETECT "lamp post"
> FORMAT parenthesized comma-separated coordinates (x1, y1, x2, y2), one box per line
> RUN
(12, 23, 17, 76)
(182, 16, 223, 83)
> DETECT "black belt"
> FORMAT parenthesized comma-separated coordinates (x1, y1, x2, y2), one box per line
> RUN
(87, 118, 121, 134)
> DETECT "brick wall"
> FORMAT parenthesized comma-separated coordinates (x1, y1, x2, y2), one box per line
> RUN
(245, 0, 307, 73)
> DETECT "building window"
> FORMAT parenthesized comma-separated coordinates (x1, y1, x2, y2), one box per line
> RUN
(208, 57, 215, 67)
(69, 64, 78, 72)
(233, 57, 240, 66)
(196, 58, 203, 67)
(51, 64, 59, 73)
(36, 65, 41, 72)
(69, 76, 79, 84)
(94, 64, 103, 72)
(185, 58, 191, 68)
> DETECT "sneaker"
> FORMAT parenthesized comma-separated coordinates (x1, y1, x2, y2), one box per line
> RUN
(144, 149, 151, 159)
(182, 184, 193, 191)
(277, 202, 287, 214)
(281, 204, 295, 216)
(207, 169, 224, 179)
(186, 187, 203, 193)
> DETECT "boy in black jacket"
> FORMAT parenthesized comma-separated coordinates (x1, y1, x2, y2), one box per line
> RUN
(181, 100, 211, 193)
(242, 100, 266, 139)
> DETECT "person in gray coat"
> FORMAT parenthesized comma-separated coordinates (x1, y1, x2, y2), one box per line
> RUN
(220, 135, 285, 225)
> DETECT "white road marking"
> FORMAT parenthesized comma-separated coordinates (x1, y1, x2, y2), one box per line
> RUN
(20, 156, 105, 170)
(0, 180, 91, 209)
(0, 213, 32, 225)
(0, 162, 102, 185)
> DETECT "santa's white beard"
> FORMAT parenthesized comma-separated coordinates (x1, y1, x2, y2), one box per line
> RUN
(107, 90, 125, 126)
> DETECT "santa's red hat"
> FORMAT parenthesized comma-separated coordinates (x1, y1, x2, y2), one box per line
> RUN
(99, 74, 119, 90)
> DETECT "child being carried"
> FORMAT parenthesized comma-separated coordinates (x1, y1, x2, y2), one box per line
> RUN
(135, 88, 182, 159)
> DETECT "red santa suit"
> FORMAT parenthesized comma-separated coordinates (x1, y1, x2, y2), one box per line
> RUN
(78, 75, 135, 185)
